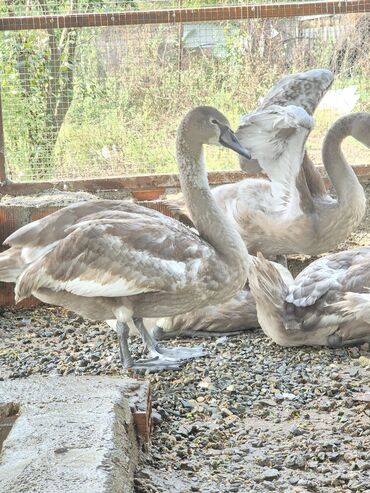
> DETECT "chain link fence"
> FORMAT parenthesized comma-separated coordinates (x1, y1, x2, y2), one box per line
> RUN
(0, 1, 369, 182)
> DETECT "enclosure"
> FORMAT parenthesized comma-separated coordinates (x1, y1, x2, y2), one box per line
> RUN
(1, 2, 370, 493)
(0, 0, 369, 194)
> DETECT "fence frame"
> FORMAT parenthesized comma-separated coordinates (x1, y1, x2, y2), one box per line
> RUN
(0, 1, 370, 197)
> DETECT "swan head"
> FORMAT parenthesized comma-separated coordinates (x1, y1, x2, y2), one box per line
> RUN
(342, 112, 370, 149)
(179, 106, 251, 159)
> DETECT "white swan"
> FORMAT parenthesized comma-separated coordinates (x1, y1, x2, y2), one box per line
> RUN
(0, 106, 251, 370)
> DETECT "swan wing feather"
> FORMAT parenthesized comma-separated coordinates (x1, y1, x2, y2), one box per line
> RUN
(15, 211, 212, 301)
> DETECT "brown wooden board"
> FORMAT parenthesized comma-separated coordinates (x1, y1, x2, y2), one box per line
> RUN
(0, 1, 369, 31)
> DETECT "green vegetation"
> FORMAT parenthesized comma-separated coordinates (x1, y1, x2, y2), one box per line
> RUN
(0, 3, 369, 181)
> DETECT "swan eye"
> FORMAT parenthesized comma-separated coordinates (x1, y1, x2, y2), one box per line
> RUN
(211, 119, 219, 126)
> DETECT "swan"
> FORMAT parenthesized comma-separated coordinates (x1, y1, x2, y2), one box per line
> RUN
(151, 289, 258, 340)
(152, 110, 369, 340)
(233, 110, 368, 256)
(0, 106, 251, 371)
(248, 248, 370, 347)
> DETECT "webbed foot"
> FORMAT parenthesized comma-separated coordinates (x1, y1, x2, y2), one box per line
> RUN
(126, 356, 184, 372)
(153, 344, 207, 361)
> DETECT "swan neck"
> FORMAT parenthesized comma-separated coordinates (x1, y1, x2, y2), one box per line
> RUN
(176, 133, 248, 270)
(322, 118, 364, 202)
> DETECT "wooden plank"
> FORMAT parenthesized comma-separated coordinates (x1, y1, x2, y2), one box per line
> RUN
(1, 165, 370, 197)
(0, 1, 369, 31)
(0, 170, 264, 195)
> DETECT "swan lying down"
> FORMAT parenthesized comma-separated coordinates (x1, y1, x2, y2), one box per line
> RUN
(148, 246, 370, 349)
(248, 248, 370, 348)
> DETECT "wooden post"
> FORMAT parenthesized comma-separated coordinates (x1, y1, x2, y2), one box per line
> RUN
(178, 0, 184, 87)
(0, 85, 6, 182)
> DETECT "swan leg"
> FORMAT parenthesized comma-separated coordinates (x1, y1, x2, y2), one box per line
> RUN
(116, 320, 134, 368)
(134, 318, 207, 362)
(327, 332, 370, 348)
(116, 320, 182, 371)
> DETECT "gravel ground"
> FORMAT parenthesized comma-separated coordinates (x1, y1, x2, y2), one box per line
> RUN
(1, 186, 370, 492)
(0, 307, 369, 493)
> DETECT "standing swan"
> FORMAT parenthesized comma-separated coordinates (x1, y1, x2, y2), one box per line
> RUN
(248, 249, 370, 347)
(1, 107, 251, 371)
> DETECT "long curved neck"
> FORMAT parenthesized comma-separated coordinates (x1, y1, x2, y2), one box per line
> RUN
(302, 151, 327, 197)
(322, 117, 365, 205)
(176, 129, 248, 269)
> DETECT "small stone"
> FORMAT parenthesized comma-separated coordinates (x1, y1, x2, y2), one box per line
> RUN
(262, 468, 280, 481)
(358, 356, 370, 366)
(180, 399, 193, 410)
(215, 336, 228, 345)
(289, 423, 305, 436)
(220, 407, 234, 417)
(326, 452, 340, 461)
(152, 410, 162, 425)
(319, 399, 332, 411)
(275, 392, 296, 401)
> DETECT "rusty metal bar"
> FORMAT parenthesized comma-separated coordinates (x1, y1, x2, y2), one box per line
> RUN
(0, 85, 6, 182)
(0, 1, 369, 31)
(1, 165, 370, 197)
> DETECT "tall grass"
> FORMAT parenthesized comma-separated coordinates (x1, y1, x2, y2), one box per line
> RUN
(1, 16, 369, 181)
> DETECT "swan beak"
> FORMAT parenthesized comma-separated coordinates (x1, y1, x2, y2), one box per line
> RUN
(219, 127, 252, 160)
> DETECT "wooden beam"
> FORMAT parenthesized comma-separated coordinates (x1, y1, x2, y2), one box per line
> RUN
(1, 165, 370, 197)
(0, 170, 254, 196)
(0, 1, 369, 31)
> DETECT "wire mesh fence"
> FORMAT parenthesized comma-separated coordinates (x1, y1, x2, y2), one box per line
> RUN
(0, 1, 369, 182)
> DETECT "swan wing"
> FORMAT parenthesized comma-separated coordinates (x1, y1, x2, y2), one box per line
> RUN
(15, 211, 212, 301)
(286, 247, 370, 308)
(236, 105, 314, 212)
(4, 200, 185, 264)
(334, 291, 370, 324)
(238, 69, 332, 175)
(260, 68, 334, 115)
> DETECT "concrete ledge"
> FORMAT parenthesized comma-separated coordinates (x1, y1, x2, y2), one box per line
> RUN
(0, 376, 150, 493)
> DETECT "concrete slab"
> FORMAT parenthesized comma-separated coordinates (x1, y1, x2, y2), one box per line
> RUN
(0, 376, 149, 493)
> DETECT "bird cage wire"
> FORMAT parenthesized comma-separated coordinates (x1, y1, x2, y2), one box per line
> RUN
(0, 1, 369, 182)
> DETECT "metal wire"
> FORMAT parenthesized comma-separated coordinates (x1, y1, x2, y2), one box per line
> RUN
(0, 2, 369, 182)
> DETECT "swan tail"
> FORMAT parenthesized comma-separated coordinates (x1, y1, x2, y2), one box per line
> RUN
(333, 291, 370, 324)
(249, 253, 286, 313)
(0, 248, 25, 283)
